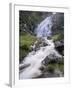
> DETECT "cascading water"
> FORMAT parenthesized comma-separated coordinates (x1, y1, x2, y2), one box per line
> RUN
(19, 15, 62, 79)
(35, 16, 53, 38)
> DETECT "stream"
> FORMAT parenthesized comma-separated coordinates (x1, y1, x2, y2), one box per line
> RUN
(19, 15, 62, 79)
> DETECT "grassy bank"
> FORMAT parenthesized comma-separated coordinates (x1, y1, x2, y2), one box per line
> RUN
(19, 31, 37, 62)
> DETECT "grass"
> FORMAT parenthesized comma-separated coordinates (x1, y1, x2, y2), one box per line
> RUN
(51, 33, 64, 42)
(19, 31, 37, 62)
(20, 32, 37, 47)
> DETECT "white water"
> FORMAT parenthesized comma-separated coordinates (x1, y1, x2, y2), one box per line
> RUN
(20, 15, 61, 79)
(35, 16, 53, 37)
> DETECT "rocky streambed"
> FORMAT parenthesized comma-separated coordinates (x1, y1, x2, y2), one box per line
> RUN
(19, 38, 64, 79)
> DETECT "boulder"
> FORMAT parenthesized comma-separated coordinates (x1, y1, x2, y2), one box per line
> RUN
(42, 53, 61, 66)
(54, 40, 64, 47)
(42, 42, 48, 46)
(54, 40, 64, 55)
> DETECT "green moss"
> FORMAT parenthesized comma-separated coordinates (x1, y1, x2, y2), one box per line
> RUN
(20, 32, 37, 47)
(19, 48, 29, 61)
(47, 57, 64, 73)
(47, 64, 55, 73)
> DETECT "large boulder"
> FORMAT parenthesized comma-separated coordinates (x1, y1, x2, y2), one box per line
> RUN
(42, 53, 60, 66)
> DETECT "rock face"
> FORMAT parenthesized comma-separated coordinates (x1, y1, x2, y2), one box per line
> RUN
(51, 13, 64, 35)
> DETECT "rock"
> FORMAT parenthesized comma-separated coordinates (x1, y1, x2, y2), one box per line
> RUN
(30, 45, 35, 51)
(42, 56, 50, 66)
(42, 42, 48, 46)
(54, 69, 64, 77)
(52, 13, 64, 35)
(54, 40, 64, 47)
(30, 39, 49, 52)
(54, 40, 64, 55)
(19, 63, 30, 71)
(39, 66, 46, 72)
(42, 51, 62, 66)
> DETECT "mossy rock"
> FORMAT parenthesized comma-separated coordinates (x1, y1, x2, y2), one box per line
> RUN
(47, 64, 55, 73)
(46, 57, 64, 73)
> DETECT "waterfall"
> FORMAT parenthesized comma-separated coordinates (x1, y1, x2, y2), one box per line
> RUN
(19, 15, 62, 79)
(35, 16, 53, 38)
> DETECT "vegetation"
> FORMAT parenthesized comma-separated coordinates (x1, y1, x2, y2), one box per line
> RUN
(19, 31, 37, 62)
(20, 31, 37, 47)
(19, 11, 51, 32)
(51, 33, 64, 42)
(19, 11, 64, 77)
(19, 11, 52, 62)
(46, 57, 64, 73)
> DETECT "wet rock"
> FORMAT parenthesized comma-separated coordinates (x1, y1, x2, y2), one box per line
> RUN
(19, 63, 30, 70)
(54, 40, 64, 47)
(42, 56, 50, 65)
(39, 66, 46, 71)
(42, 53, 59, 66)
(42, 42, 48, 46)
(54, 40, 64, 55)
(30, 39, 49, 52)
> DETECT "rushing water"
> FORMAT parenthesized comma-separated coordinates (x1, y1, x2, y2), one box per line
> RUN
(35, 16, 53, 38)
(19, 15, 62, 79)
